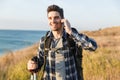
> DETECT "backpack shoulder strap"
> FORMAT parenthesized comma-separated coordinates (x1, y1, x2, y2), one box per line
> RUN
(44, 31, 52, 56)
(39, 31, 51, 79)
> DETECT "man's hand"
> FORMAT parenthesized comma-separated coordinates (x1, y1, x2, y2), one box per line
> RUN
(27, 60, 38, 72)
(61, 19, 72, 35)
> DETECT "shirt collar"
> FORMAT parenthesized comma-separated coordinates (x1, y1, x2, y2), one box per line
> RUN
(46, 30, 67, 39)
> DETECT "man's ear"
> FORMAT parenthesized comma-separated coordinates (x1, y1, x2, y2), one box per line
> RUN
(61, 19, 65, 27)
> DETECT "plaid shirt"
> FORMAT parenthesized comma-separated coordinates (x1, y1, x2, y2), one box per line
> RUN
(37, 28, 97, 80)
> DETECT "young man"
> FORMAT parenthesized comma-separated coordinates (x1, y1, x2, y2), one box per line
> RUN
(27, 4, 97, 80)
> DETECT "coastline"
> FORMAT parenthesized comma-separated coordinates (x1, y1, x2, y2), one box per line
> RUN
(0, 30, 46, 55)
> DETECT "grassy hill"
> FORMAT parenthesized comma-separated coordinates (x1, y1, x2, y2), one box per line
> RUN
(0, 26, 120, 80)
(82, 26, 120, 80)
(0, 43, 38, 80)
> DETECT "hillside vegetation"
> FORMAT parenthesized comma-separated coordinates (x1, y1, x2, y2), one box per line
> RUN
(82, 26, 120, 80)
(0, 26, 120, 80)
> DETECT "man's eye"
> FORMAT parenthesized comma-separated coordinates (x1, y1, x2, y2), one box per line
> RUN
(55, 16, 59, 19)
(48, 17, 51, 19)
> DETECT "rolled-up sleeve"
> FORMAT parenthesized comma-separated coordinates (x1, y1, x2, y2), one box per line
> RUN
(70, 28, 97, 51)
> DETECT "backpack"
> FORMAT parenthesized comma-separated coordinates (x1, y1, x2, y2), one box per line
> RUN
(43, 30, 83, 80)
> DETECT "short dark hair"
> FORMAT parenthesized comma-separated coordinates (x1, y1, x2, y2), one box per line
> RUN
(47, 4, 64, 19)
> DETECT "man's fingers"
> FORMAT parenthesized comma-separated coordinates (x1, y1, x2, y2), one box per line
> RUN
(61, 19, 64, 22)
(27, 60, 37, 71)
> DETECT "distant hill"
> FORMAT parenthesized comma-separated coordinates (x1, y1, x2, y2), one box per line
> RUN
(83, 26, 120, 36)
(83, 26, 120, 48)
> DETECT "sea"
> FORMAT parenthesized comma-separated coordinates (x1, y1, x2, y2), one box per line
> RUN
(0, 30, 47, 55)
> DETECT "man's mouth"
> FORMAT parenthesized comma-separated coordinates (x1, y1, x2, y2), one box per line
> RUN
(51, 23, 58, 26)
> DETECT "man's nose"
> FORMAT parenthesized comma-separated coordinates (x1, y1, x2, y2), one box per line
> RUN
(51, 18, 56, 23)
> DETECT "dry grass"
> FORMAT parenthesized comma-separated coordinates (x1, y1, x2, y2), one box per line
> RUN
(0, 43, 38, 80)
(82, 26, 120, 80)
(83, 47, 120, 80)
(0, 26, 120, 80)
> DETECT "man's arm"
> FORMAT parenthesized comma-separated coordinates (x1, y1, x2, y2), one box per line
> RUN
(36, 37, 45, 70)
(61, 19, 97, 51)
(27, 37, 45, 72)
(70, 28, 97, 51)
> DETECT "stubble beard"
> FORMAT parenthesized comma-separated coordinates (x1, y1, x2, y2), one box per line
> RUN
(51, 23, 62, 31)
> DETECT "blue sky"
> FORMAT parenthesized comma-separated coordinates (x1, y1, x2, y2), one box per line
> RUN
(0, 0, 120, 31)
